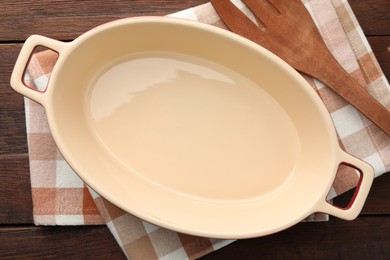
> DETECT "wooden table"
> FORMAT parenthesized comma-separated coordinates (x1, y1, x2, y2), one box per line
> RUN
(0, 1, 389, 258)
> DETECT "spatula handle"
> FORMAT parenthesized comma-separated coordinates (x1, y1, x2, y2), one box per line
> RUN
(314, 58, 390, 136)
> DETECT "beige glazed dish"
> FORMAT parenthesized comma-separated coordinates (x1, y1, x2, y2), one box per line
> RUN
(11, 17, 374, 239)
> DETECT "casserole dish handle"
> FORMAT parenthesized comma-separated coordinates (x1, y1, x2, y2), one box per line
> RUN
(10, 35, 66, 105)
(317, 151, 374, 220)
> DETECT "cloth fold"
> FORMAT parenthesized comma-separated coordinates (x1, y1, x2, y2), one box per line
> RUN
(24, 0, 390, 259)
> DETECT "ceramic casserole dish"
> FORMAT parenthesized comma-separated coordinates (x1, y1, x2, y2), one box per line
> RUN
(10, 17, 374, 239)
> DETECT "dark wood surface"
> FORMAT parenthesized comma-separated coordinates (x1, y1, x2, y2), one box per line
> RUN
(0, 1, 389, 259)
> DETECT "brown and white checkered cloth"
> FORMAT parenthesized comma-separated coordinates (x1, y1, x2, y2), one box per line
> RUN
(23, 0, 390, 259)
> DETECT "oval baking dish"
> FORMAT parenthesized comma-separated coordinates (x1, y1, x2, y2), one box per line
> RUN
(11, 17, 374, 239)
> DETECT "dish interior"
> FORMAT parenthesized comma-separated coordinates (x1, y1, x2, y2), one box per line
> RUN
(86, 52, 300, 201)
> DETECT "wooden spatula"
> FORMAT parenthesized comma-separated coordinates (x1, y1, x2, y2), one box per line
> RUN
(211, 0, 390, 136)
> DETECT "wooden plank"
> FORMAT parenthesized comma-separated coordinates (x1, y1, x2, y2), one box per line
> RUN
(0, 0, 388, 42)
(201, 216, 390, 259)
(349, 0, 390, 35)
(0, 0, 208, 41)
(0, 217, 388, 259)
(0, 225, 126, 259)
(0, 44, 28, 155)
(0, 154, 33, 224)
(368, 36, 390, 79)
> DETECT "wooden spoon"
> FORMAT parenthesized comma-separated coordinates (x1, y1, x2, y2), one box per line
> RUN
(211, 0, 390, 136)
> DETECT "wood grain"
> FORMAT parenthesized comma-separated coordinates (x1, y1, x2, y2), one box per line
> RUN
(0, 44, 27, 155)
(201, 216, 390, 259)
(0, 0, 389, 259)
(348, 0, 390, 35)
(368, 36, 390, 78)
(0, 226, 126, 259)
(0, 154, 33, 224)
(0, 0, 208, 41)
(0, 0, 388, 41)
(0, 217, 388, 260)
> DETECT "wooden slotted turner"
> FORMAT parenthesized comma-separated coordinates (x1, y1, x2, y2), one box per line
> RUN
(211, 0, 390, 136)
